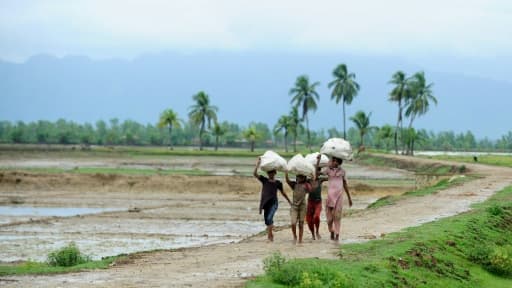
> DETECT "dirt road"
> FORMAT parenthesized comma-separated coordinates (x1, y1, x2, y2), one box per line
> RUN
(1, 155, 511, 287)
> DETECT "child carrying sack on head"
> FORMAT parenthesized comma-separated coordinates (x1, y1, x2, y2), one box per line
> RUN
(285, 154, 314, 244)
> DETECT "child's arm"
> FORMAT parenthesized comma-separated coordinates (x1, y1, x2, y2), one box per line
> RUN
(253, 157, 261, 179)
(279, 183, 292, 205)
(285, 171, 293, 188)
(343, 178, 353, 207)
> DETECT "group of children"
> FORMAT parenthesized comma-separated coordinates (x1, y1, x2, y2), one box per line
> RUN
(253, 154, 353, 244)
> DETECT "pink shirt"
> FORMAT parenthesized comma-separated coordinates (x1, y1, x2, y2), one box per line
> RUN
(326, 167, 345, 208)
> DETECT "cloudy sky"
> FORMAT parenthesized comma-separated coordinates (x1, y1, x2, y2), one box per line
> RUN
(1, 0, 511, 64)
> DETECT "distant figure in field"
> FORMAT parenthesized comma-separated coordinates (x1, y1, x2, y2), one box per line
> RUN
(253, 157, 291, 242)
(307, 164, 327, 240)
(285, 171, 313, 244)
(322, 155, 353, 242)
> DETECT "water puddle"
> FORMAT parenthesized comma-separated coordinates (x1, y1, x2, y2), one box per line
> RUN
(0, 206, 123, 217)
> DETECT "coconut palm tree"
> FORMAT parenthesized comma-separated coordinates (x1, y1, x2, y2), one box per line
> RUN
(388, 71, 410, 154)
(188, 91, 218, 150)
(328, 64, 360, 139)
(405, 72, 437, 155)
(349, 110, 372, 148)
(243, 126, 258, 152)
(274, 115, 292, 152)
(158, 109, 182, 150)
(289, 75, 320, 151)
(212, 122, 226, 151)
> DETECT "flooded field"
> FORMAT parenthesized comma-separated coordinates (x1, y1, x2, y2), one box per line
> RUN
(0, 153, 416, 263)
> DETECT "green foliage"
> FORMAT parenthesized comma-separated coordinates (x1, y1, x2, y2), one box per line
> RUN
(262, 254, 354, 287)
(0, 256, 120, 276)
(263, 252, 287, 279)
(488, 245, 512, 276)
(47, 242, 91, 267)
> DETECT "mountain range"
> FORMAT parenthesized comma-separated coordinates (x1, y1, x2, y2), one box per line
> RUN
(1, 51, 510, 140)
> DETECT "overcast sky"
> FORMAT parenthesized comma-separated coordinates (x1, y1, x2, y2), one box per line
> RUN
(1, 0, 511, 64)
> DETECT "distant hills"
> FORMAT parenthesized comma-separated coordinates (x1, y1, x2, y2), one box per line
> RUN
(1, 51, 510, 139)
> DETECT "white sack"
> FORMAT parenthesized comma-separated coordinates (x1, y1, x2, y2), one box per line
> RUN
(287, 154, 315, 177)
(259, 150, 288, 172)
(305, 152, 329, 167)
(320, 138, 353, 160)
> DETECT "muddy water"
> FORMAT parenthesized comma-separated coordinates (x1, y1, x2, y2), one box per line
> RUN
(0, 155, 416, 263)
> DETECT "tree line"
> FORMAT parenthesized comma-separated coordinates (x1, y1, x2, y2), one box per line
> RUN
(1, 64, 511, 153)
(1, 118, 511, 152)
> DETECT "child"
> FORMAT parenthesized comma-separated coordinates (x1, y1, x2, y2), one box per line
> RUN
(285, 171, 313, 244)
(254, 157, 291, 242)
(320, 154, 352, 242)
(307, 164, 327, 240)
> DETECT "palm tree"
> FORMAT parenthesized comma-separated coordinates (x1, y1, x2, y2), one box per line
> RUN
(388, 71, 410, 154)
(188, 91, 218, 150)
(328, 64, 360, 139)
(274, 115, 292, 152)
(377, 124, 394, 151)
(212, 122, 226, 151)
(158, 109, 182, 150)
(404, 72, 437, 155)
(243, 126, 258, 152)
(349, 110, 372, 148)
(403, 128, 426, 156)
(289, 75, 320, 151)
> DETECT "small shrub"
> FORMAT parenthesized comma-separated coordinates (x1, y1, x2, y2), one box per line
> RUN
(263, 252, 287, 279)
(468, 244, 492, 266)
(299, 272, 323, 288)
(47, 242, 91, 267)
(487, 205, 504, 217)
(488, 245, 512, 276)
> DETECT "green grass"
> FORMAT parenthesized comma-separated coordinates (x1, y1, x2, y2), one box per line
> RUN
(368, 176, 474, 209)
(0, 255, 123, 276)
(426, 154, 512, 169)
(248, 186, 512, 287)
(0, 166, 211, 176)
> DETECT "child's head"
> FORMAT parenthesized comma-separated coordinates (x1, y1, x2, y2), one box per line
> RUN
(266, 169, 277, 179)
(330, 157, 343, 168)
(296, 174, 307, 183)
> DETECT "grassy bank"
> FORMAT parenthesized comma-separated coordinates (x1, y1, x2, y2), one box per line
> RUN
(368, 175, 473, 209)
(0, 166, 211, 176)
(247, 186, 512, 287)
(356, 153, 467, 175)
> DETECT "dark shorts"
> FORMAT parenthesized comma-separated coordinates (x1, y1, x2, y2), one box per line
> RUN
(263, 200, 278, 226)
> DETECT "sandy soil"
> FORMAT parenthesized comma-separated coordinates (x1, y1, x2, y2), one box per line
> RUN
(1, 154, 511, 287)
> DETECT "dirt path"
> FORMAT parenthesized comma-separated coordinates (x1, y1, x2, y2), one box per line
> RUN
(2, 155, 512, 287)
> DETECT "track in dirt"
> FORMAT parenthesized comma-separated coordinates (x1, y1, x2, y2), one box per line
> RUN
(1, 155, 511, 287)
